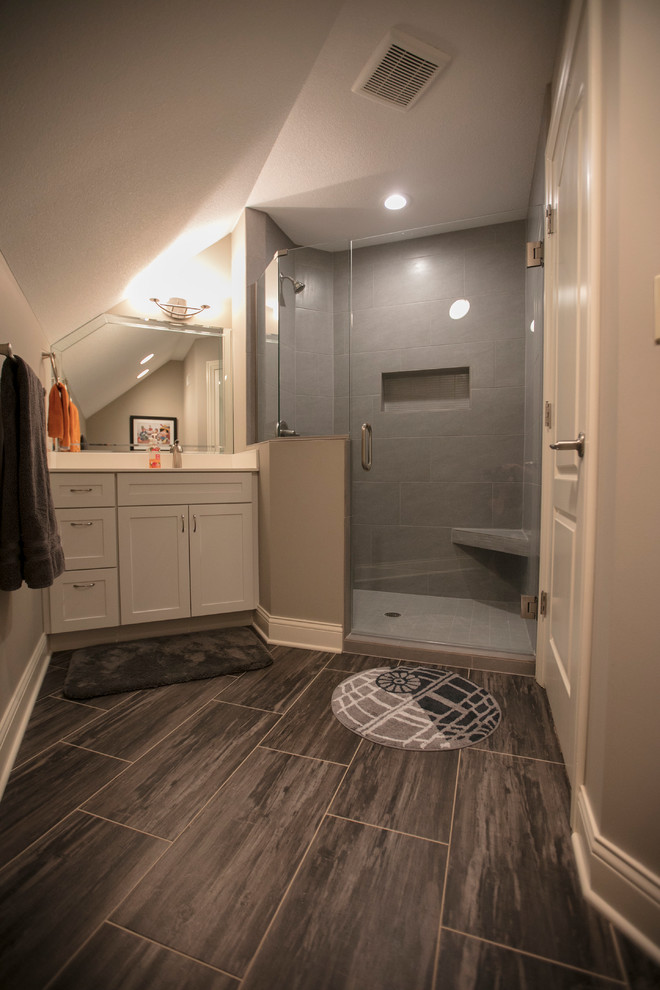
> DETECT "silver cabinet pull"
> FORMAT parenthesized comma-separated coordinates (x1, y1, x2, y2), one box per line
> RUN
(69, 488, 93, 492)
(193, 514, 197, 533)
(73, 583, 96, 589)
(70, 521, 93, 527)
(181, 514, 185, 533)
(361, 423, 373, 471)
(550, 432, 585, 457)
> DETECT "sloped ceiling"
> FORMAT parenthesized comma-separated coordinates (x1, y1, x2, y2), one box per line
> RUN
(0, 0, 564, 343)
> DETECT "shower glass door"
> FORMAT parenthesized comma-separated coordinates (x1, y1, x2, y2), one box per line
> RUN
(349, 220, 540, 657)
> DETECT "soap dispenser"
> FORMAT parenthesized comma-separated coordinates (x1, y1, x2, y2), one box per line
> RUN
(171, 440, 183, 469)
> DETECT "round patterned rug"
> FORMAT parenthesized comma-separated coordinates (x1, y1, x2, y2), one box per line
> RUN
(331, 666, 501, 751)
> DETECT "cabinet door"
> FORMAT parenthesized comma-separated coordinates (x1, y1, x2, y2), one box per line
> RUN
(189, 503, 255, 615)
(118, 504, 190, 624)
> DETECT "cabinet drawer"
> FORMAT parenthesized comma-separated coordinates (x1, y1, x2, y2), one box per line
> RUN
(51, 473, 116, 508)
(117, 472, 253, 506)
(48, 568, 119, 633)
(56, 507, 117, 569)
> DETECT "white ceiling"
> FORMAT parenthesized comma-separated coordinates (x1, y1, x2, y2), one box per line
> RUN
(0, 0, 564, 343)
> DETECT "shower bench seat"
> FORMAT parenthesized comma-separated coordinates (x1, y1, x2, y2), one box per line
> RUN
(450, 527, 530, 557)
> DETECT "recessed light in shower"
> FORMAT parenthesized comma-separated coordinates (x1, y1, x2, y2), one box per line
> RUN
(384, 193, 408, 211)
(449, 298, 470, 320)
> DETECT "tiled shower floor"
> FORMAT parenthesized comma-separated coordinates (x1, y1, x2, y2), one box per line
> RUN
(352, 591, 535, 656)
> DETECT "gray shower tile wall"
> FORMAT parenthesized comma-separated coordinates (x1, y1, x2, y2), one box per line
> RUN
(282, 248, 336, 436)
(333, 250, 350, 434)
(349, 221, 527, 602)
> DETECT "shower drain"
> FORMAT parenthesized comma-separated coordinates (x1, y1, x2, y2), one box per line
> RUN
(384, 611, 401, 617)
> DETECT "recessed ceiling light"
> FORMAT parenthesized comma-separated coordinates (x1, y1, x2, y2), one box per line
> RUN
(529, 320, 535, 333)
(137, 368, 150, 379)
(449, 298, 470, 320)
(384, 193, 408, 211)
(140, 352, 155, 364)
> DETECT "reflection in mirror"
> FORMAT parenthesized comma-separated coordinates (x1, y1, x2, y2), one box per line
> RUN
(51, 313, 233, 453)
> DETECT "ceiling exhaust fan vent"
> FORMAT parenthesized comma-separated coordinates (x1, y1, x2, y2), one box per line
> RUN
(352, 29, 451, 111)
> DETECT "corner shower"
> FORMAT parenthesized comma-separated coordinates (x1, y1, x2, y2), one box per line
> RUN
(254, 217, 543, 660)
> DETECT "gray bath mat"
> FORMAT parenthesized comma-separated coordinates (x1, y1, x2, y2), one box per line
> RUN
(331, 666, 500, 751)
(63, 627, 272, 699)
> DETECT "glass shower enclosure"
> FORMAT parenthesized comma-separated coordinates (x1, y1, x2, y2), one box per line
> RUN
(253, 221, 543, 659)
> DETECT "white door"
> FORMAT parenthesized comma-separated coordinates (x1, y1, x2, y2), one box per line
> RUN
(538, 0, 599, 788)
(118, 504, 190, 623)
(189, 503, 254, 615)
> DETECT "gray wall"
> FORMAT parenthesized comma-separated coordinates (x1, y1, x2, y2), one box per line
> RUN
(349, 221, 528, 602)
(279, 247, 336, 437)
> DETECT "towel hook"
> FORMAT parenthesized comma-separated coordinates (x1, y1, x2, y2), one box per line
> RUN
(0, 342, 17, 362)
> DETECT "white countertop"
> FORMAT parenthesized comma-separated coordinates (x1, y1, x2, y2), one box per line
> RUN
(48, 450, 259, 472)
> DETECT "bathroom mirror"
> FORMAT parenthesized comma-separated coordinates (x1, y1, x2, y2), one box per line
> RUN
(51, 312, 233, 453)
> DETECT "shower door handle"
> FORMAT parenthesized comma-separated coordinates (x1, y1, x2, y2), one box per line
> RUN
(361, 423, 372, 471)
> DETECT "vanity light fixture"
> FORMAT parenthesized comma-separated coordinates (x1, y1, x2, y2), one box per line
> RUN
(140, 353, 154, 364)
(149, 296, 211, 321)
(449, 298, 470, 320)
(136, 368, 150, 380)
(384, 193, 408, 211)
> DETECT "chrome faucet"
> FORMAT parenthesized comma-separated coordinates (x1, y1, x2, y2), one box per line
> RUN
(170, 440, 183, 468)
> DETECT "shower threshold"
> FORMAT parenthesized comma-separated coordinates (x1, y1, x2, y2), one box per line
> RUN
(347, 591, 535, 674)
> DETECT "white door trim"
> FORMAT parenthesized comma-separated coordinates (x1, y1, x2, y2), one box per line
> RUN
(537, 0, 602, 807)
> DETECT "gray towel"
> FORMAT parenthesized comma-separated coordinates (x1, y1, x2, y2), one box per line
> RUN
(0, 355, 65, 590)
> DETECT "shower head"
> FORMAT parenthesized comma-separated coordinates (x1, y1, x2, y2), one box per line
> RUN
(279, 273, 305, 293)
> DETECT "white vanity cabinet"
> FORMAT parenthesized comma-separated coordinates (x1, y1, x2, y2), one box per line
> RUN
(47, 473, 120, 633)
(116, 472, 257, 625)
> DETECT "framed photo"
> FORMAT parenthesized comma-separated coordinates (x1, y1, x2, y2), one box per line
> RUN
(130, 416, 178, 450)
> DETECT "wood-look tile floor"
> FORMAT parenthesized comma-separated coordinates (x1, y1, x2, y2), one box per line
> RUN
(1, 644, 658, 990)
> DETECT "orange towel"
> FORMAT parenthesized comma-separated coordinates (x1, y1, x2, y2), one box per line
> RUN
(68, 400, 80, 452)
(47, 382, 71, 447)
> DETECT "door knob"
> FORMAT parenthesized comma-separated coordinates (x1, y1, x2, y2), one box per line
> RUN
(550, 432, 585, 457)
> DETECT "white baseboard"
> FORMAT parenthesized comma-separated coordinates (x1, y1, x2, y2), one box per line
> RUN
(254, 605, 343, 653)
(573, 785, 660, 962)
(0, 634, 50, 800)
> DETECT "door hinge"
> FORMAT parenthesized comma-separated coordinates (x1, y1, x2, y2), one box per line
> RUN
(526, 241, 544, 267)
(544, 400, 552, 429)
(520, 595, 538, 620)
(545, 205, 554, 235)
(540, 590, 548, 617)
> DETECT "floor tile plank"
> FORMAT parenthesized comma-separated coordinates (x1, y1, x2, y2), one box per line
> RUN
(329, 741, 459, 842)
(468, 670, 563, 762)
(0, 812, 167, 989)
(37, 665, 67, 699)
(443, 749, 619, 976)
(65, 676, 228, 761)
(12, 696, 106, 769)
(242, 816, 446, 990)
(113, 747, 345, 976)
(50, 923, 238, 990)
(261, 668, 361, 764)
(325, 653, 400, 673)
(0, 743, 127, 869)
(83, 701, 279, 839)
(435, 928, 622, 989)
(215, 647, 329, 712)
